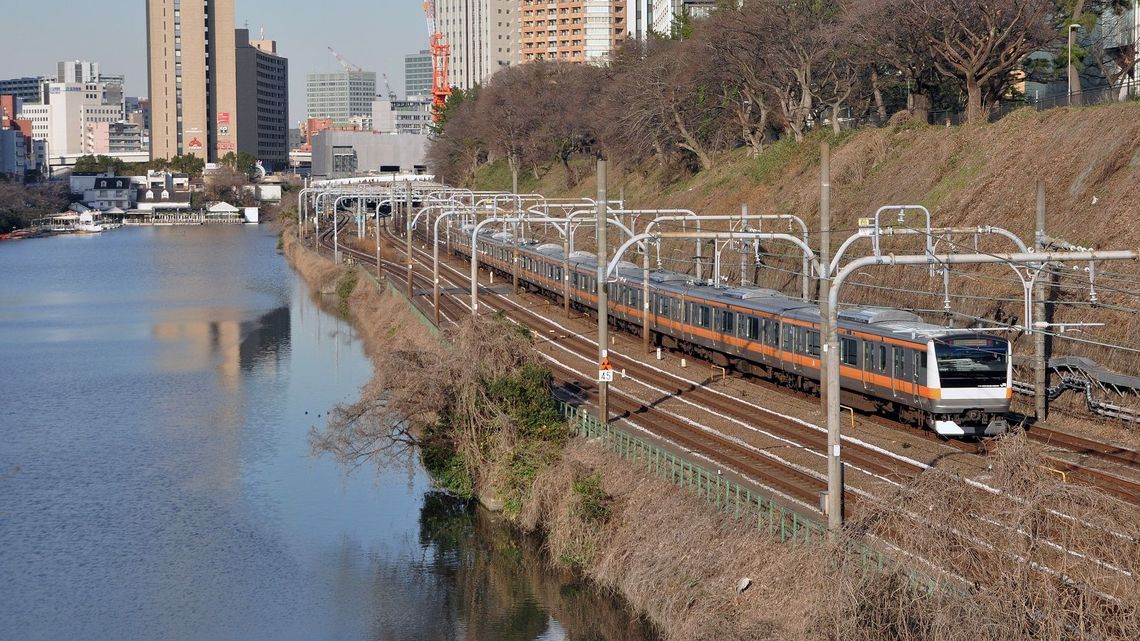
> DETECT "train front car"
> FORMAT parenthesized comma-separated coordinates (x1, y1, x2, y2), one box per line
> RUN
(926, 333, 1012, 437)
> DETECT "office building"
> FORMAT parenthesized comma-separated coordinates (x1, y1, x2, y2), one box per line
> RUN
(146, 0, 238, 161)
(236, 29, 289, 170)
(405, 50, 433, 98)
(0, 77, 46, 104)
(650, 0, 715, 36)
(306, 71, 377, 127)
(519, 0, 626, 64)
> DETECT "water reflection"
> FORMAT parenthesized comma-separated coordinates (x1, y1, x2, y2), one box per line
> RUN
(0, 227, 654, 641)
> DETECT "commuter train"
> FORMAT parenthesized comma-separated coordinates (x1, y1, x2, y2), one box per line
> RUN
(452, 229, 1011, 437)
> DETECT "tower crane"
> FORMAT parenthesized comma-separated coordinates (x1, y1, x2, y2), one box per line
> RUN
(327, 46, 363, 73)
(421, 0, 451, 121)
(382, 73, 397, 101)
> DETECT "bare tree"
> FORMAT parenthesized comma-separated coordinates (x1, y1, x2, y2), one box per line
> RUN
(747, 0, 834, 141)
(902, 0, 1058, 123)
(709, 6, 776, 155)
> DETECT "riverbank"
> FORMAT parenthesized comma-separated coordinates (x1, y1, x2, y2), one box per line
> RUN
(281, 229, 1140, 641)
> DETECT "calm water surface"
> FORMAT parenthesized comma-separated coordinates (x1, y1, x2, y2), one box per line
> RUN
(0, 227, 653, 641)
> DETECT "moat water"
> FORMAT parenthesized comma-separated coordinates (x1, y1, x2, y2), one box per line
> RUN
(0, 226, 654, 641)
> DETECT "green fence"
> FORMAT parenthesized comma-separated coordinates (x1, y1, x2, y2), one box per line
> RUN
(556, 401, 946, 591)
(559, 400, 830, 546)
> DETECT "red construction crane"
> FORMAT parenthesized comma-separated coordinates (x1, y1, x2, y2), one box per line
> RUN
(422, 0, 451, 121)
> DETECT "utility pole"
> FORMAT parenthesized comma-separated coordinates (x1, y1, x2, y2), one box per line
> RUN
(597, 158, 610, 424)
(820, 142, 840, 533)
(1034, 180, 1049, 422)
(405, 182, 414, 298)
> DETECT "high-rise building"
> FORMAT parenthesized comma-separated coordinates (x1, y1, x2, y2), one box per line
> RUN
(650, 0, 715, 36)
(519, 0, 626, 64)
(146, 0, 238, 161)
(0, 77, 46, 104)
(404, 50, 434, 98)
(236, 29, 289, 170)
(306, 71, 377, 126)
(435, 0, 517, 90)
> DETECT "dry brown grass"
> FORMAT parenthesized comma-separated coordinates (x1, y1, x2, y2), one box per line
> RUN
(521, 431, 1140, 641)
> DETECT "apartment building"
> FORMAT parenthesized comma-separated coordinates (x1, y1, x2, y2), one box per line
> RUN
(519, 0, 626, 64)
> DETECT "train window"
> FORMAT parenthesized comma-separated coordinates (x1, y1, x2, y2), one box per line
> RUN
(696, 306, 711, 328)
(658, 296, 670, 316)
(913, 352, 922, 379)
(878, 345, 888, 372)
(807, 331, 821, 357)
(765, 320, 779, 346)
(720, 310, 735, 334)
(894, 348, 905, 378)
(840, 337, 858, 366)
(864, 341, 874, 369)
(795, 328, 807, 353)
(783, 324, 794, 350)
(745, 316, 760, 340)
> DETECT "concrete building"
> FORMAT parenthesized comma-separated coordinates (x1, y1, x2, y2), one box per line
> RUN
(306, 71, 377, 127)
(18, 83, 124, 162)
(0, 128, 30, 180)
(235, 29, 289, 171)
(310, 129, 428, 177)
(84, 122, 145, 155)
(405, 50, 434, 98)
(649, 0, 715, 36)
(371, 97, 434, 135)
(0, 77, 46, 104)
(435, 0, 517, 90)
(146, 0, 238, 162)
(519, 0, 626, 64)
(56, 60, 100, 84)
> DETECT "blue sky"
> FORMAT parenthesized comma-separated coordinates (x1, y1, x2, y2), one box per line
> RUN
(0, 0, 429, 125)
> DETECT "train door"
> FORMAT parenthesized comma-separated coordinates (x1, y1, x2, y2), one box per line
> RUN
(910, 349, 922, 405)
(892, 346, 905, 398)
(861, 341, 874, 390)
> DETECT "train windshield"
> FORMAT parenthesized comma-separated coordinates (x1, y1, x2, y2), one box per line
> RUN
(934, 336, 1008, 388)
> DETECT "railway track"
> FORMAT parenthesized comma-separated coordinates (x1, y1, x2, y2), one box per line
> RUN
(314, 223, 1140, 601)
(317, 219, 1140, 519)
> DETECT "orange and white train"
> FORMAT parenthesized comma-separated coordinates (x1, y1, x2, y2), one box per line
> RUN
(454, 231, 1012, 437)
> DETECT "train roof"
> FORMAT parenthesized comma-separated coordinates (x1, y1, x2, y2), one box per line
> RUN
(502, 234, 1001, 343)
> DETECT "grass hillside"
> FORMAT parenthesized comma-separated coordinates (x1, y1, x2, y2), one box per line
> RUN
(473, 102, 1140, 378)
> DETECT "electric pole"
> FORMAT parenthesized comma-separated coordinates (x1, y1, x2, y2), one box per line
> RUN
(597, 159, 610, 424)
(821, 142, 841, 533)
(1034, 180, 1049, 422)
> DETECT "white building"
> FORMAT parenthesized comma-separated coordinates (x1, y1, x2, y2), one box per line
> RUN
(82, 175, 134, 211)
(57, 60, 100, 84)
(18, 82, 126, 167)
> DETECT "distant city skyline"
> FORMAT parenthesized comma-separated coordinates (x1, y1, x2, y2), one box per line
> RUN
(0, 0, 428, 126)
